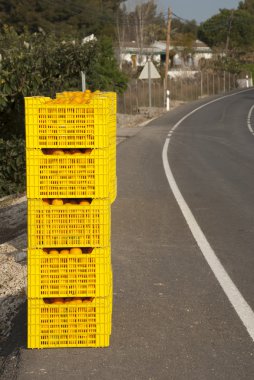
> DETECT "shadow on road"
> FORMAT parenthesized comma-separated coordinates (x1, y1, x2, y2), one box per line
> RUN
(0, 301, 27, 380)
(0, 201, 27, 244)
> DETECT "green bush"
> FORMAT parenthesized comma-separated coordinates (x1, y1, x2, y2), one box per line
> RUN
(0, 27, 128, 196)
(0, 26, 128, 138)
(0, 138, 26, 196)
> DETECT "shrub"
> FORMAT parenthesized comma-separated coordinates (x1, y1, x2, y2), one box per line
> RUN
(0, 138, 26, 196)
(0, 26, 128, 138)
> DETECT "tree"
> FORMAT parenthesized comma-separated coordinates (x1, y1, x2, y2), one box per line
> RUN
(127, 1, 166, 44)
(198, 8, 254, 54)
(0, 0, 126, 37)
(238, 0, 254, 14)
(0, 26, 127, 138)
(171, 18, 198, 38)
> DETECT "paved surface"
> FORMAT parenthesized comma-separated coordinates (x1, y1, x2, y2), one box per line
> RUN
(117, 125, 144, 138)
(1, 91, 254, 379)
(0, 197, 27, 245)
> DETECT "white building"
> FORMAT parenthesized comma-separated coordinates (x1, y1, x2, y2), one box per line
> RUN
(119, 39, 213, 71)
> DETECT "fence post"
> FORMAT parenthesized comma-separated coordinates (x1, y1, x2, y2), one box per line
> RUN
(166, 90, 170, 111)
(148, 57, 152, 111)
(136, 80, 139, 113)
(123, 91, 126, 114)
(246, 75, 249, 88)
(200, 71, 203, 98)
(207, 72, 209, 96)
(128, 84, 133, 114)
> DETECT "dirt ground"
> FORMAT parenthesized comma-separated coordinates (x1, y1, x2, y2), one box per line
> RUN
(117, 101, 185, 129)
(0, 196, 27, 345)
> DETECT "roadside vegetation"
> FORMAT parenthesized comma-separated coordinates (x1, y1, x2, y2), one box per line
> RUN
(0, 25, 127, 196)
(0, 0, 254, 195)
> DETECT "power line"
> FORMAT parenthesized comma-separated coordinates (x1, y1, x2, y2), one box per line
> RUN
(172, 12, 190, 23)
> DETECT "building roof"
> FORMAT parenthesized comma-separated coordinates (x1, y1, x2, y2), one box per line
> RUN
(121, 41, 164, 55)
(121, 40, 212, 54)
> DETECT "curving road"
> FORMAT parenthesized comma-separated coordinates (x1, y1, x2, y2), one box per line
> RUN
(13, 89, 254, 379)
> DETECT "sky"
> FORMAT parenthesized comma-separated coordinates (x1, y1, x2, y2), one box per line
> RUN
(125, 0, 241, 23)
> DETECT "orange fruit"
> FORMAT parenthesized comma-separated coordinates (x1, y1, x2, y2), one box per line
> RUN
(75, 298, 83, 304)
(52, 199, 64, 206)
(69, 248, 83, 255)
(60, 249, 70, 255)
(74, 95, 84, 104)
(49, 249, 59, 255)
(79, 199, 90, 205)
(52, 298, 64, 304)
(68, 299, 78, 304)
(42, 199, 50, 205)
(52, 149, 65, 155)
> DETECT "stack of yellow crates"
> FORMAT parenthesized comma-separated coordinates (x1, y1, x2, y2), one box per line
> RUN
(25, 90, 116, 348)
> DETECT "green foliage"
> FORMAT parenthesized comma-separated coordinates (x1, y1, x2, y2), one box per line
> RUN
(0, 137, 26, 196)
(238, 0, 254, 15)
(198, 8, 254, 52)
(0, 0, 125, 37)
(0, 26, 127, 138)
(0, 26, 127, 195)
(240, 63, 254, 79)
(88, 37, 128, 92)
(172, 18, 198, 38)
(211, 56, 242, 74)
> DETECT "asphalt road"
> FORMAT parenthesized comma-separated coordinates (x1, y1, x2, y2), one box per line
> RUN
(5, 90, 254, 379)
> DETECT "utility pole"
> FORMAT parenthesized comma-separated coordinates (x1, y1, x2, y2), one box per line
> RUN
(164, 7, 172, 92)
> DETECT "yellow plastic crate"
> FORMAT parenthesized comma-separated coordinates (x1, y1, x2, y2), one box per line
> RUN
(56, 91, 117, 145)
(105, 92, 117, 142)
(28, 248, 112, 298)
(110, 176, 117, 204)
(109, 273, 113, 335)
(25, 96, 113, 149)
(56, 91, 117, 116)
(28, 199, 110, 248)
(110, 142, 116, 179)
(28, 297, 111, 348)
(94, 92, 116, 141)
(26, 148, 109, 199)
(109, 143, 117, 203)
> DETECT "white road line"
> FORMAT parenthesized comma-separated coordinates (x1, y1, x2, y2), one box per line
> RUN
(247, 105, 254, 135)
(162, 90, 254, 342)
